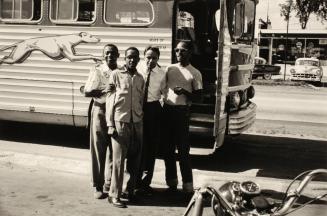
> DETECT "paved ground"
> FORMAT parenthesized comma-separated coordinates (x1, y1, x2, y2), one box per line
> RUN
(1, 138, 326, 216)
(0, 84, 327, 216)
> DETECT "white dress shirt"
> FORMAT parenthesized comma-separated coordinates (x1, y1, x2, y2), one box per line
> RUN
(137, 61, 166, 102)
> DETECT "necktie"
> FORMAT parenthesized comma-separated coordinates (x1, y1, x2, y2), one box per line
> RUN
(143, 68, 151, 107)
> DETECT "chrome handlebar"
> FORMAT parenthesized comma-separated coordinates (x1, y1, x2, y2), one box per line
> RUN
(273, 169, 327, 216)
(184, 169, 327, 216)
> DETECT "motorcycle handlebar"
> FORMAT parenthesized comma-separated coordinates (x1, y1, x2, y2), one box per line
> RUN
(273, 169, 327, 216)
(184, 169, 327, 216)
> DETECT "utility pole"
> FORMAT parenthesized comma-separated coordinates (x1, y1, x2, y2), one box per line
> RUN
(283, 1, 292, 81)
(284, 17, 289, 81)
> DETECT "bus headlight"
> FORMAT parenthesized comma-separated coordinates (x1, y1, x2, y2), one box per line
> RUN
(247, 86, 255, 99)
(231, 92, 241, 108)
(240, 90, 247, 105)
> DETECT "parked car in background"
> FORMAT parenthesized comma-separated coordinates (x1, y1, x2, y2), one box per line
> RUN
(253, 57, 281, 80)
(290, 58, 323, 83)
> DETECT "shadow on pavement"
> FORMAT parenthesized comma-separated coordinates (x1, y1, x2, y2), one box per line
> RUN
(0, 121, 89, 149)
(1, 121, 326, 181)
(130, 188, 327, 208)
(129, 188, 193, 207)
(189, 134, 327, 180)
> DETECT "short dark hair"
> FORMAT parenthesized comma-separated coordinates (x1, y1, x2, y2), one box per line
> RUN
(103, 44, 119, 53)
(125, 47, 140, 56)
(177, 40, 194, 53)
(144, 46, 160, 58)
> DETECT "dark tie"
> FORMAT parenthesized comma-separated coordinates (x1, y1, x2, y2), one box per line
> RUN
(143, 68, 151, 107)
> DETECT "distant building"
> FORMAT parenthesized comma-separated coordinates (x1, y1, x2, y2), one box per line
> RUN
(258, 29, 327, 65)
(258, 18, 271, 30)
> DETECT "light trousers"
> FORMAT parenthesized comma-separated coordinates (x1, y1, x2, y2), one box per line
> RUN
(109, 121, 143, 198)
(90, 104, 112, 189)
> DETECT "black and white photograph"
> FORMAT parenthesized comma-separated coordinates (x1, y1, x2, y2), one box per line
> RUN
(0, 0, 326, 215)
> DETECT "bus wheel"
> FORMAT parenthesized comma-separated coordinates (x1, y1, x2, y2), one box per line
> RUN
(263, 73, 272, 80)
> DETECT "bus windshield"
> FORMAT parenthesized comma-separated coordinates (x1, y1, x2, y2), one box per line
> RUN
(228, 0, 255, 41)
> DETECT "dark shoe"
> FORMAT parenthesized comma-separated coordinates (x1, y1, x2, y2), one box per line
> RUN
(166, 186, 178, 193)
(93, 187, 103, 199)
(182, 182, 194, 193)
(120, 192, 138, 203)
(108, 197, 127, 208)
(120, 192, 129, 200)
(136, 185, 154, 196)
(127, 193, 138, 203)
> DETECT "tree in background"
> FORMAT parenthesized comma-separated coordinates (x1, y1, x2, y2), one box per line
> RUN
(279, 0, 327, 29)
(279, 0, 293, 23)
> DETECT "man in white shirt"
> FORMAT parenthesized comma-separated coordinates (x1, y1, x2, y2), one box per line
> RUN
(84, 44, 120, 199)
(162, 41, 203, 193)
(137, 46, 165, 195)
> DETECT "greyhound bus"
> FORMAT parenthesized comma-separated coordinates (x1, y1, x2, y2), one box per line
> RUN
(0, 0, 257, 150)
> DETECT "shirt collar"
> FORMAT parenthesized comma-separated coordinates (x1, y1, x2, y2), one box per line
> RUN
(120, 66, 143, 77)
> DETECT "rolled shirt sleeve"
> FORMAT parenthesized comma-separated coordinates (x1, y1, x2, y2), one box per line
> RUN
(84, 66, 100, 93)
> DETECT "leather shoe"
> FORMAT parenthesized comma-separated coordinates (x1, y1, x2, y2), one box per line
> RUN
(108, 197, 127, 208)
(166, 186, 178, 193)
(136, 185, 154, 196)
(121, 192, 138, 203)
(93, 187, 103, 199)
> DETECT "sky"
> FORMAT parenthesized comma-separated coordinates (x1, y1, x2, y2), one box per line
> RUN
(255, 0, 327, 30)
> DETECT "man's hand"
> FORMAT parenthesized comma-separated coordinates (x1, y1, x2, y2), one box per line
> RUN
(93, 57, 103, 63)
(173, 86, 202, 102)
(107, 84, 116, 92)
(108, 126, 117, 138)
(173, 86, 186, 95)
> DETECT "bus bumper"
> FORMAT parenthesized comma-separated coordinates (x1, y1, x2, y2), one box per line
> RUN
(228, 102, 256, 134)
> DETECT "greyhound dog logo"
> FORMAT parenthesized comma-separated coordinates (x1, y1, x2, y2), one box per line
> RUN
(0, 32, 101, 65)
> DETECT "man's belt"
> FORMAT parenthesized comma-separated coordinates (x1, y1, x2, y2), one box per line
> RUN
(93, 101, 106, 109)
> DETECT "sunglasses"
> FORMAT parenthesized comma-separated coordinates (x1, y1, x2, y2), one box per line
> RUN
(104, 51, 113, 56)
(174, 48, 188, 53)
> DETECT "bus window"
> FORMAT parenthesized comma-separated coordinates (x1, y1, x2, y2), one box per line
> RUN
(104, 0, 154, 26)
(229, 0, 255, 41)
(50, 0, 96, 24)
(233, 2, 243, 38)
(0, 0, 42, 22)
(243, 0, 255, 39)
(177, 11, 195, 42)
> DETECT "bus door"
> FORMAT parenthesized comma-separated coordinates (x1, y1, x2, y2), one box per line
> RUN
(214, 0, 257, 146)
(213, 0, 230, 148)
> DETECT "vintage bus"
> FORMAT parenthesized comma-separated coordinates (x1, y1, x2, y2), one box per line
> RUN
(0, 0, 257, 150)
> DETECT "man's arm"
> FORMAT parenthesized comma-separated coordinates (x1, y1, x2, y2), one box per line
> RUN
(173, 87, 203, 103)
(105, 73, 117, 135)
(84, 89, 106, 98)
(84, 66, 102, 98)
